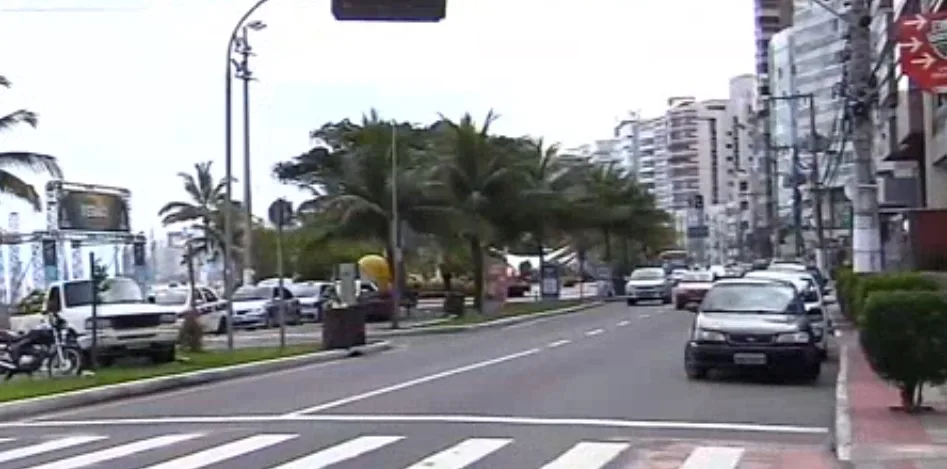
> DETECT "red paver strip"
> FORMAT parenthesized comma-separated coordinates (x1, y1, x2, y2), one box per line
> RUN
(848, 343, 932, 446)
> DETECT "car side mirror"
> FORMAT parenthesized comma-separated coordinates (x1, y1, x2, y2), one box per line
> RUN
(686, 303, 699, 313)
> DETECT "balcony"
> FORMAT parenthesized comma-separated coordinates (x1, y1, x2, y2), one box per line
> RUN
(883, 90, 925, 162)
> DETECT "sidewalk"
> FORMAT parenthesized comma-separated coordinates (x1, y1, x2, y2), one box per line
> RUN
(839, 329, 947, 468)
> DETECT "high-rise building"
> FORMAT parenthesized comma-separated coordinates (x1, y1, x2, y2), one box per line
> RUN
(613, 112, 664, 194)
(754, 0, 796, 97)
(726, 74, 758, 259)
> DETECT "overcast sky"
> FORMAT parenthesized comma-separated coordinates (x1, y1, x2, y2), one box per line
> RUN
(0, 0, 755, 235)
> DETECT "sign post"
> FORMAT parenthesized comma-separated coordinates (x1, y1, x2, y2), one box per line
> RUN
(897, 12, 947, 93)
(267, 198, 294, 351)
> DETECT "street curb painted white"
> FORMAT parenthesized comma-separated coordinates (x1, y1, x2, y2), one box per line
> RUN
(367, 302, 606, 338)
(0, 341, 392, 422)
(834, 339, 852, 462)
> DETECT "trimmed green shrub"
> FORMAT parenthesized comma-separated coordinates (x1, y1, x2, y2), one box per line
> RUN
(853, 273, 939, 323)
(834, 266, 856, 318)
(860, 290, 947, 411)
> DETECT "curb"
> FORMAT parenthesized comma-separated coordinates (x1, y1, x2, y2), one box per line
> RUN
(0, 341, 392, 422)
(834, 338, 853, 463)
(368, 302, 606, 338)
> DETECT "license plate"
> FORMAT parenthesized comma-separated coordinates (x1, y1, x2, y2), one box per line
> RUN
(733, 353, 767, 365)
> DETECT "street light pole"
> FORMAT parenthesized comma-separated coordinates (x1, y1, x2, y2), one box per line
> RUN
(390, 123, 401, 330)
(223, 0, 270, 352)
(233, 21, 267, 287)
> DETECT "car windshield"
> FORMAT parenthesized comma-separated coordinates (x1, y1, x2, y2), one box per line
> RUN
(701, 283, 799, 313)
(232, 286, 270, 301)
(63, 277, 145, 307)
(289, 284, 321, 297)
(631, 269, 665, 280)
(153, 290, 188, 306)
(680, 271, 714, 282)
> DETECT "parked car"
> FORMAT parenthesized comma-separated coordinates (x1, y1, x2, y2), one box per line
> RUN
(683, 277, 822, 382)
(673, 271, 715, 310)
(150, 286, 229, 334)
(625, 267, 673, 305)
(230, 285, 302, 329)
(287, 282, 332, 322)
(744, 269, 831, 360)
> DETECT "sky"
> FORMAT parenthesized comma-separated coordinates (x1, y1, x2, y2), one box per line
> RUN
(0, 0, 756, 236)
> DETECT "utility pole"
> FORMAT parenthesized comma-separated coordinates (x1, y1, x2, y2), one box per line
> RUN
(806, 94, 828, 272)
(848, 0, 881, 273)
(791, 144, 804, 257)
(731, 116, 745, 262)
(761, 106, 778, 260)
(233, 21, 266, 286)
(389, 123, 401, 329)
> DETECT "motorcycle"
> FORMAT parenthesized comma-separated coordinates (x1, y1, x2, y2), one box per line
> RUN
(0, 313, 83, 381)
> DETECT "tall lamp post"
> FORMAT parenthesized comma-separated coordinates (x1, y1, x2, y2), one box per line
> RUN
(222, 0, 447, 351)
(233, 20, 267, 287)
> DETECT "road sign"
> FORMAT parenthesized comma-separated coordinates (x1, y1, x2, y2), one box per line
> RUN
(267, 199, 294, 227)
(897, 12, 947, 93)
(687, 225, 709, 239)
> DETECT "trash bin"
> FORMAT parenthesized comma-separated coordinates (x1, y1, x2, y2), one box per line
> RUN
(442, 292, 465, 316)
(322, 304, 367, 350)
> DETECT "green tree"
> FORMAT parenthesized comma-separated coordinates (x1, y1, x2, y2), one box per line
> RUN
(157, 161, 244, 263)
(0, 75, 63, 211)
(432, 111, 524, 312)
(274, 110, 441, 302)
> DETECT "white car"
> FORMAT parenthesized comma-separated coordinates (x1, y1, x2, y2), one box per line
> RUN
(150, 286, 229, 334)
(744, 270, 831, 359)
(625, 267, 673, 305)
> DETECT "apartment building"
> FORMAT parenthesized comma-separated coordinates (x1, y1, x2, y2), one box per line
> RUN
(726, 74, 758, 258)
(613, 112, 665, 196)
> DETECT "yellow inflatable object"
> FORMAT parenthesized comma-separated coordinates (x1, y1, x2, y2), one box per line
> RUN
(358, 254, 392, 291)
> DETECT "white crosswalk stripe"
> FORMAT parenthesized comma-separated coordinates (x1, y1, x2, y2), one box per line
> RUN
(538, 442, 630, 469)
(402, 438, 512, 468)
(21, 433, 203, 469)
(139, 434, 297, 469)
(0, 436, 106, 465)
(0, 432, 768, 469)
(267, 436, 404, 469)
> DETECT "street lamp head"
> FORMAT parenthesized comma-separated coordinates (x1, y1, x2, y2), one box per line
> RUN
(246, 20, 267, 31)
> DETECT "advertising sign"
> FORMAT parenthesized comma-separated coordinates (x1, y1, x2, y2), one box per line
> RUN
(58, 190, 130, 232)
(897, 12, 947, 93)
(540, 264, 560, 299)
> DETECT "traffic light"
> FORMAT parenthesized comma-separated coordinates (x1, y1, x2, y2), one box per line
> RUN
(332, 0, 446, 22)
(693, 194, 704, 210)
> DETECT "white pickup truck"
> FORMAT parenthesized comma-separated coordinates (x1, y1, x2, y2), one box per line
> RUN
(10, 277, 179, 365)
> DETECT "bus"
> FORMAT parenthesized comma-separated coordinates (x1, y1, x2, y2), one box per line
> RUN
(658, 249, 689, 274)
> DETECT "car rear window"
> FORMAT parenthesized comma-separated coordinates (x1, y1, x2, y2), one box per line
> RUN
(701, 283, 801, 314)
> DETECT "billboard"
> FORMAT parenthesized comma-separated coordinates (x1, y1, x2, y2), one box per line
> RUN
(58, 190, 130, 232)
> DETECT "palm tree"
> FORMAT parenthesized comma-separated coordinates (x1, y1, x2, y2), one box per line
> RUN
(273, 110, 439, 319)
(0, 75, 63, 211)
(433, 111, 524, 312)
(157, 161, 242, 261)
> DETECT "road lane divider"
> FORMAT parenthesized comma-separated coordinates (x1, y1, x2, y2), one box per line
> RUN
(617, 320, 630, 326)
(284, 348, 543, 416)
(547, 340, 571, 348)
(585, 329, 604, 336)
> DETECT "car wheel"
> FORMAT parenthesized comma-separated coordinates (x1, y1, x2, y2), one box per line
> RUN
(800, 362, 821, 383)
(150, 346, 176, 364)
(675, 299, 684, 310)
(819, 348, 828, 362)
(626, 298, 637, 306)
(663, 296, 673, 305)
(685, 363, 708, 380)
(215, 317, 228, 335)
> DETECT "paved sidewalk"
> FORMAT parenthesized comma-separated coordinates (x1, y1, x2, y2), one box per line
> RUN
(840, 331, 947, 469)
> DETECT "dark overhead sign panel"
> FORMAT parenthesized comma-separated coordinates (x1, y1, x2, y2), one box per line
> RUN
(58, 190, 130, 232)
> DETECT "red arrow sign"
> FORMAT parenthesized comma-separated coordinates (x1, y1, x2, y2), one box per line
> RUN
(898, 12, 947, 93)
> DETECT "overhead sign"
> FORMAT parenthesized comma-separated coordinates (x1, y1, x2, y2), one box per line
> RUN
(58, 190, 130, 232)
(268, 199, 294, 227)
(897, 12, 947, 93)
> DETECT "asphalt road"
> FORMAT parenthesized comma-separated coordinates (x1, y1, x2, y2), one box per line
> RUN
(203, 283, 601, 350)
(0, 301, 840, 469)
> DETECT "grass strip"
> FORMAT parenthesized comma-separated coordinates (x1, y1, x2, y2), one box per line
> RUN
(445, 299, 585, 325)
(0, 344, 319, 403)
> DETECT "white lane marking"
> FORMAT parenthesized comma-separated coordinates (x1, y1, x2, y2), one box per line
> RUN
(0, 437, 13, 443)
(21, 433, 202, 469)
(547, 340, 571, 348)
(538, 441, 630, 468)
(617, 320, 630, 326)
(639, 314, 651, 318)
(2, 415, 828, 435)
(585, 329, 604, 336)
(284, 348, 542, 415)
(0, 436, 106, 464)
(402, 438, 511, 468)
(269, 436, 403, 469)
(504, 317, 556, 329)
(679, 446, 745, 469)
(138, 434, 296, 469)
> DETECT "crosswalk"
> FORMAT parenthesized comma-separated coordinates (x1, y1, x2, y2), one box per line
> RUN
(0, 431, 836, 469)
